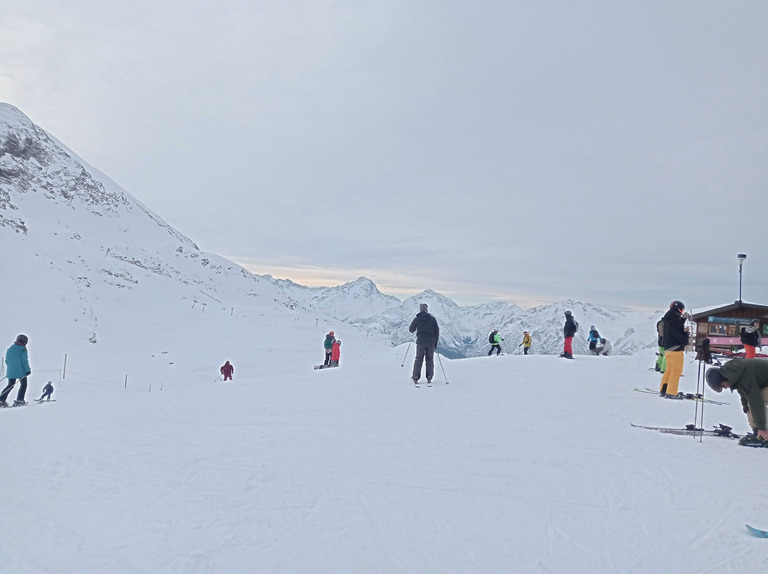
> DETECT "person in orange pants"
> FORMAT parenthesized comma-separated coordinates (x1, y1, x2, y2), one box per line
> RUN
(659, 301, 689, 397)
(740, 320, 762, 359)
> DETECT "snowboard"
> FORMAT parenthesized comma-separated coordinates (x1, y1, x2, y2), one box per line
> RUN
(745, 524, 768, 537)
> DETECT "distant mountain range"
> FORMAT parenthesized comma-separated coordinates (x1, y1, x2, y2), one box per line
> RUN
(0, 102, 660, 359)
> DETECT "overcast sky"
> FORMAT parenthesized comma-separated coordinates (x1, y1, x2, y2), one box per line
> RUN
(2, 0, 767, 310)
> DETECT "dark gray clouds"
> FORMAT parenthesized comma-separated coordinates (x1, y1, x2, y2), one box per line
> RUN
(2, 0, 767, 309)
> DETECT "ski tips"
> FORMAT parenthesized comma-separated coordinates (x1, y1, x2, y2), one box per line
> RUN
(745, 524, 768, 538)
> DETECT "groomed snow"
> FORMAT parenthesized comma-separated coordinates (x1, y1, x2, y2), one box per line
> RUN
(1, 341, 764, 573)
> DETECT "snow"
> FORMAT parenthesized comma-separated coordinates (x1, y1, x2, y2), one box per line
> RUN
(2, 102, 766, 573)
(1, 342, 766, 573)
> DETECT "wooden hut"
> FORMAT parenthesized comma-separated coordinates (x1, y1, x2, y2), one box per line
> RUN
(690, 301, 768, 354)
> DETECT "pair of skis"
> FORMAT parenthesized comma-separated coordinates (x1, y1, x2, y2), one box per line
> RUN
(630, 423, 740, 439)
(633, 387, 729, 405)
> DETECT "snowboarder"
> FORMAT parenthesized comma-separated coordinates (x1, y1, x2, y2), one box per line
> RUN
(659, 300, 689, 397)
(0, 334, 31, 407)
(220, 361, 234, 381)
(488, 330, 503, 356)
(655, 318, 666, 373)
(560, 311, 578, 359)
(595, 338, 612, 356)
(38, 381, 54, 401)
(409, 303, 439, 384)
(520, 331, 532, 355)
(740, 319, 763, 359)
(706, 359, 768, 441)
(329, 339, 341, 367)
(323, 331, 336, 366)
(587, 326, 601, 354)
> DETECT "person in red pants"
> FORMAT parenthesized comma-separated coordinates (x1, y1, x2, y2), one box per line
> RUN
(560, 311, 579, 359)
(220, 361, 234, 381)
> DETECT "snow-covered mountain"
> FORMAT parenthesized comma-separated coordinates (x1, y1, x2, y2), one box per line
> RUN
(1, 102, 659, 364)
(272, 274, 661, 358)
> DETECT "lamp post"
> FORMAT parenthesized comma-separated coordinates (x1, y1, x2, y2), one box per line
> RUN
(738, 253, 747, 302)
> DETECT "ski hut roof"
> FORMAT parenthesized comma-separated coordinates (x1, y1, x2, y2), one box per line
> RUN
(690, 301, 768, 321)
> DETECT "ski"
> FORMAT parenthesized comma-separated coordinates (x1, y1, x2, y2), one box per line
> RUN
(34, 400, 56, 404)
(745, 524, 768, 537)
(630, 423, 740, 439)
(633, 388, 729, 405)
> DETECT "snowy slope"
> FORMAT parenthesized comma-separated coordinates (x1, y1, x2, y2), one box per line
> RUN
(2, 347, 765, 574)
(0, 102, 765, 574)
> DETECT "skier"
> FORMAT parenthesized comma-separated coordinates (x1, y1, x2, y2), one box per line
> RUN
(220, 361, 234, 381)
(560, 311, 579, 359)
(38, 381, 54, 401)
(488, 330, 503, 356)
(655, 318, 666, 373)
(740, 319, 763, 359)
(595, 338, 612, 356)
(706, 359, 768, 441)
(0, 334, 31, 407)
(520, 331, 532, 355)
(408, 303, 440, 384)
(587, 326, 601, 354)
(323, 331, 336, 366)
(329, 339, 341, 367)
(659, 300, 689, 397)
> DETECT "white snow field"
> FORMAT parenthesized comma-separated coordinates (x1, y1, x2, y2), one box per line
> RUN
(1, 341, 765, 573)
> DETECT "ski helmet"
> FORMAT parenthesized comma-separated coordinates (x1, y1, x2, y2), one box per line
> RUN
(15, 334, 28, 345)
(706, 367, 726, 392)
(564, 310, 572, 316)
(670, 300, 685, 313)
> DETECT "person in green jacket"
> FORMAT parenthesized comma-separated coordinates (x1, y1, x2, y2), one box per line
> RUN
(707, 359, 768, 440)
(488, 330, 503, 356)
(323, 331, 336, 366)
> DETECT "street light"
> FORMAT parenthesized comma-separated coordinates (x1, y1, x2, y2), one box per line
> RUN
(738, 253, 747, 302)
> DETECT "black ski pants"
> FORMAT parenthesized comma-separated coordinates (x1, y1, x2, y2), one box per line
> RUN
(0, 376, 28, 403)
(412, 343, 435, 381)
(488, 344, 501, 356)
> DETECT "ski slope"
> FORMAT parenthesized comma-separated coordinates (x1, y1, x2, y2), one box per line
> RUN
(1, 344, 764, 573)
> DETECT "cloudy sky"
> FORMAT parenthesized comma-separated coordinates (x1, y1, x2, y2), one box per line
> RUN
(2, 0, 767, 310)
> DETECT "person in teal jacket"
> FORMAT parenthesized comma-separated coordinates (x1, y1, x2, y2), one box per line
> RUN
(1, 334, 31, 407)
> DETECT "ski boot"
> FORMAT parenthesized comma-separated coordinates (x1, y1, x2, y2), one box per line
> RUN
(13, 400, 27, 407)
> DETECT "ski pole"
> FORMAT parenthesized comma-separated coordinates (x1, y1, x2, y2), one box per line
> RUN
(213, 374, 222, 383)
(400, 342, 412, 367)
(436, 349, 449, 384)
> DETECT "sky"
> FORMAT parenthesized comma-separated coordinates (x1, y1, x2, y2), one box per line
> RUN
(1, 0, 767, 310)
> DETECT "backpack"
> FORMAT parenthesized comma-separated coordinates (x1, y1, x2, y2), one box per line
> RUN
(489, 332, 495, 344)
(572, 321, 579, 333)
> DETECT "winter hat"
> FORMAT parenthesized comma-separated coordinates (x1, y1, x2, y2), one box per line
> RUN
(670, 300, 685, 313)
(15, 334, 28, 345)
(564, 310, 572, 317)
(329, 331, 335, 336)
(419, 303, 428, 313)
(706, 367, 726, 393)
(590, 325, 595, 330)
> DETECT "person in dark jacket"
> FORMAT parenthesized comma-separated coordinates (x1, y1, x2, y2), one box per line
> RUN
(1, 334, 31, 407)
(220, 361, 234, 381)
(707, 359, 768, 440)
(38, 381, 54, 401)
(409, 303, 440, 383)
(560, 311, 578, 359)
(659, 300, 689, 397)
(740, 320, 763, 359)
(323, 331, 336, 366)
